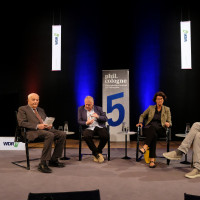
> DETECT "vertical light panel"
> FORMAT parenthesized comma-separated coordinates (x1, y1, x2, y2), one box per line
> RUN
(52, 25, 61, 71)
(181, 21, 192, 69)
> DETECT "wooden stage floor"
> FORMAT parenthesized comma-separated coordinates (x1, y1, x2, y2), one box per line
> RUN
(29, 139, 182, 149)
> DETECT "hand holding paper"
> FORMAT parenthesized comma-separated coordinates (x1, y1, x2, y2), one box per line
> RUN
(44, 117, 55, 126)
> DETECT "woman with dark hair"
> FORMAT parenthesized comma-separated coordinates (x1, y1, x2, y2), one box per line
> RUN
(136, 91, 172, 168)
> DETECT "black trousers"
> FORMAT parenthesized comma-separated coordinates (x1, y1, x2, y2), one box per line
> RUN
(82, 127, 109, 157)
(143, 126, 166, 158)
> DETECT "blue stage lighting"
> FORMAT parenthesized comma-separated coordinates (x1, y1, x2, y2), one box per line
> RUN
(135, 23, 160, 112)
(74, 37, 97, 108)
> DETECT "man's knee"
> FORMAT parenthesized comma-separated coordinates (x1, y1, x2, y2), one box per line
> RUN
(59, 131, 66, 139)
(192, 122, 200, 130)
(195, 132, 200, 141)
(43, 131, 54, 142)
(99, 128, 109, 140)
(103, 134, 109, 141)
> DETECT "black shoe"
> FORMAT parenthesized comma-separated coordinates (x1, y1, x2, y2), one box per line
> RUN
(38, 163, 52, 173)
(49, 160, 65, 168)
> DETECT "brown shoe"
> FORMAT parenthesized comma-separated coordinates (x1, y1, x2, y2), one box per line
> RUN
(94, 153, 104, 163)
(97, 153, 104, 163)
(93, 156, 98, 163)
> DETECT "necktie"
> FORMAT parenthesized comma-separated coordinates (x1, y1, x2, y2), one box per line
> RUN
(33, 109, 43, 124)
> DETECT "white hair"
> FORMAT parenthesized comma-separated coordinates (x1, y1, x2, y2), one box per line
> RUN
(84, 96, 94, 103)
(28, 93, 39, 100)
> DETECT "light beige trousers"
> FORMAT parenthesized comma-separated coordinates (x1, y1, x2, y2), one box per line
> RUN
(178, 122, 200, 170)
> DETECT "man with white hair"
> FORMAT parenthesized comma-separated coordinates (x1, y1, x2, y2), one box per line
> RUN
(78, 96, 109, 163)
(17, 93, 66, 173)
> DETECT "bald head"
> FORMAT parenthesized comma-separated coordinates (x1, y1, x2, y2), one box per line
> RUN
(28, 93, 39, 109)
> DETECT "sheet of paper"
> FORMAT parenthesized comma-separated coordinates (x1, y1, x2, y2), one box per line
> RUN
(43, 117, 55, 126)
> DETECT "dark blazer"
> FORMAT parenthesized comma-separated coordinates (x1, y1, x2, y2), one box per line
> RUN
(139, 105, 172, 128)
(78, 105, 108, 130)
(17, 105, 47, 131)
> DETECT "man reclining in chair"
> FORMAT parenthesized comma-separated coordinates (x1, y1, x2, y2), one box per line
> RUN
(78, 96, 109, 163)
(17, 93, 66, 173)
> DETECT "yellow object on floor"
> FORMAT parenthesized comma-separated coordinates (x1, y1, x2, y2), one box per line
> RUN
(144, 149, 150, 164)
(144, 149, 156, 164)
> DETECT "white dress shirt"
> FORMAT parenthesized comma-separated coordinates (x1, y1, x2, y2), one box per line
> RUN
(86, 108, 102, 130)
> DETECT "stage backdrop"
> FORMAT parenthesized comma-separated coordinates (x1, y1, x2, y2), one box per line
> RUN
(102, 70, 129, 141)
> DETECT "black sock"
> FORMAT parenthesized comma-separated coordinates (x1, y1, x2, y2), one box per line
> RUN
(94, 153, 99, 158)
(176, 149, 184, 156)
(50, 158, 58, 162)
(40, 160, 47, 165)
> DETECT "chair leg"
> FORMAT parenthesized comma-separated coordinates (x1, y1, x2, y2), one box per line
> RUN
(166, 137, 170, 165)
(79, 136, 82, 161)
(136, 135, 140, 162)
(25, 141, 30, 170)
(108, 135, 110, 161)
(12, 142, 40, 170)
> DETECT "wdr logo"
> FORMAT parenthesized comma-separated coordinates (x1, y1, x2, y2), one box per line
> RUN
(0, 137, 24, 150)
(54, 33, 59, 45)
(3, 142, 19, 148)
(183, 30, 188, 42)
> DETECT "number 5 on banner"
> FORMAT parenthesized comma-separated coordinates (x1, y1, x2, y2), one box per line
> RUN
(107, 92, 125, 127)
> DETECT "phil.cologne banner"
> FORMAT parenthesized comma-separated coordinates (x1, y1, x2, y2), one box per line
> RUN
(52, 25, 61, 71)
(102, 70, 129, 141)
(180, 21, 192, 69)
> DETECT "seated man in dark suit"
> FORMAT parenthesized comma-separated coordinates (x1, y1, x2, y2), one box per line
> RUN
(17, 93, 66, 173)
(78, 96, 109, 163)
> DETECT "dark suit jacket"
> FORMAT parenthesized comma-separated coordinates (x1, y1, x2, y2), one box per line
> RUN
(17, 105, 65, 160)
(78, 105, 108, 130)
(17, 105, 47, 131)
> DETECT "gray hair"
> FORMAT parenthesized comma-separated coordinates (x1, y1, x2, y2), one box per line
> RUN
(84, 96, 94, 103)
(28, 93, 39, 100)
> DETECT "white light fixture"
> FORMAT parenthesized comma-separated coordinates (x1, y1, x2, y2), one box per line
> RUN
(180, 21, 192, 69)
(52, 25, 61, 71)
